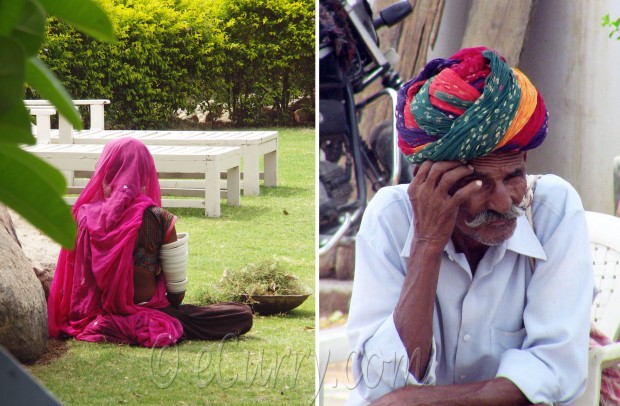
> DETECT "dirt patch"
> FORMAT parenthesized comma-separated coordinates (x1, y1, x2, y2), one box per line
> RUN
(27, 339, 69, 365)
(8, 210, 61, 271)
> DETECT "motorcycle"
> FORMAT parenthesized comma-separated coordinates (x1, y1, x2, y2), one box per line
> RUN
(318, 0, 414, 260)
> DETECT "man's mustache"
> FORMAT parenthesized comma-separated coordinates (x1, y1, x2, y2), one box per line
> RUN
(465, 205, 525, 228)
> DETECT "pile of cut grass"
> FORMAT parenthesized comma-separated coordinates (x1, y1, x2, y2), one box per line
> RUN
(199, 257, 312, 304)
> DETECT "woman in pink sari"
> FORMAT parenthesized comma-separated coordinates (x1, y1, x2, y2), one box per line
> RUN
(48, 138, 252, 347)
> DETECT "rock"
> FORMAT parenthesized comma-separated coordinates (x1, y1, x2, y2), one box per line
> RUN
(33, 264, 56, 301)
(319, 279, 352, 317)
(7, 209, 60, 300)
(0, 205, 21, 247)
(334, 238, 355, 280)
(293, 108, 313, 124)
(0, 205, 48, 363)
(319, 245, 336, 278)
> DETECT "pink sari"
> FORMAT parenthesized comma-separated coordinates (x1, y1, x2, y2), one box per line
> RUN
(48, 138, 183, 347)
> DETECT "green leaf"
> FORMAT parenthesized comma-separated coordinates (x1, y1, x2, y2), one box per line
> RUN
(0, 38, 25, 114)
(12, 0, 47, 56)
(0, 0, 25, 36)
(0, 145, 76, 248)
(0, 101, 36, 145)
(25, 56, 82, 130)
(603, 14, 611, 27)
(38, 0, 116, 43)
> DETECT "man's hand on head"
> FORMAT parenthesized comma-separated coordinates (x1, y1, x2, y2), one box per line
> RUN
(407, 160, 482, 248)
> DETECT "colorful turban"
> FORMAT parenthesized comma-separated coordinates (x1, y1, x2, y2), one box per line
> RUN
(396, 47, 548, 163)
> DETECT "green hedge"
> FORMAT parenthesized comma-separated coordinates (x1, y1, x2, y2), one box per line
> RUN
(215, 0, 315, 126)
(27, 0, 314, 129)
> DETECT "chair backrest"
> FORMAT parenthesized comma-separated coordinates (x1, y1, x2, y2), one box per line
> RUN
(586, 211, 620, 340)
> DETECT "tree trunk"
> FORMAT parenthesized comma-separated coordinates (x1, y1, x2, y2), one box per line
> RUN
(357, 0, 445, 140)
(461, 0, 537, 67)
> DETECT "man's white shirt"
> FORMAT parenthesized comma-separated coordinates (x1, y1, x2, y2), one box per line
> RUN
(347, 174, 594, 405)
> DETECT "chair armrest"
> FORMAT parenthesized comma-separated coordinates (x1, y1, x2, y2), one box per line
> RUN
(575, 343, 620, 406)
(591, 341, 620, 369)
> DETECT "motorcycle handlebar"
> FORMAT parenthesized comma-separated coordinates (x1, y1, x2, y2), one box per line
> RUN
(373, 0, 413, 30)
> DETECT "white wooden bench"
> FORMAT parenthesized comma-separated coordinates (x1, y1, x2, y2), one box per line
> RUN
(63, 130, 278, 196)
(26, 100, 278, 196)
(23, 143, 241, 217)
(25, 99, 110, 136)
(26, 101, 278, 196)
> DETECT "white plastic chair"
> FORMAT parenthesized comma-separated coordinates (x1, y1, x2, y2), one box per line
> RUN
(574, 211, 620, 405)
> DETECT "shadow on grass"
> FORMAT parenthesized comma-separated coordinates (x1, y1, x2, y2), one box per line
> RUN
(177, 334, 264, 347)
(171, 186, 311, 221)
(282, 308, 315, 319)
(252, 308, 315, 320)
(257, 185, 308, 198)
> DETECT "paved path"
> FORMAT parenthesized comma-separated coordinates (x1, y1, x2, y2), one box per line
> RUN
(322, 360, 354, 405)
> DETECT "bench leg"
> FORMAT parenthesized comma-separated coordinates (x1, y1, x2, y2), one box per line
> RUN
(90, 104, 105, 130)
(264, 148, 278, 187)
(204, 161, 221, 217)
(36, 115, 51, 144)
(243, 146, 260, 196)
(58, 114, 74, 144)
(227, 165, 240, 207)
(62, 171, 74, 189)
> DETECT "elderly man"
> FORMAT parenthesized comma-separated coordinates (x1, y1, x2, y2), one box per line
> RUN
(347, 47, 593, 405)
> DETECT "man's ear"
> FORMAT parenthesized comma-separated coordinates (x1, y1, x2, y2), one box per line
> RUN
(523, 152, 528, 162)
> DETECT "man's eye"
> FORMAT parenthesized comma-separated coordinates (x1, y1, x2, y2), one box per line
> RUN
(507, 170, 525, 181)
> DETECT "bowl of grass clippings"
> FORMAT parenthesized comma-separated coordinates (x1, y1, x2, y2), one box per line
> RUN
(202, 258, 312, 315)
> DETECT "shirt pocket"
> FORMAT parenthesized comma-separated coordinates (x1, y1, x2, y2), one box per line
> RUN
(490, 327, 526, 356)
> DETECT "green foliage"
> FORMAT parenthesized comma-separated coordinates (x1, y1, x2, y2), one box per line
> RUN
(34, 0, 225, 129)
(602, 13, 620, 40)
(214, 0, 315, 126)
(0, 0, 115, 248)
(31, 0, 315, 129)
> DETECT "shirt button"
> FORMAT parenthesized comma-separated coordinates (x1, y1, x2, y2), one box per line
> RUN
(463, 334, 471, 342)
(460, 374, 467, 380)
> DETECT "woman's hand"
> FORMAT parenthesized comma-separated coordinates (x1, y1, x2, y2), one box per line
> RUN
(167, 292, 185, 307)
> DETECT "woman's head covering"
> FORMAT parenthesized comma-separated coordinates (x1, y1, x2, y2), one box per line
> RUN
(73, 137, 162, 225)
(396, 46, 548, 163)
(48, 138, 183, 347)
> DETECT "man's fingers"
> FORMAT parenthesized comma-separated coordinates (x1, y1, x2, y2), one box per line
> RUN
(435, 164, 474, 194)
(425, 161, 465, 185)
(409, 161, 472, 200)
(412, 160, 434, 184)
(451, 179, 482, 204)
(414, 160, 466, 187)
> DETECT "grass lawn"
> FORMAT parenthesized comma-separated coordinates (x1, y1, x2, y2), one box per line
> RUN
(27, 127, 317, 405)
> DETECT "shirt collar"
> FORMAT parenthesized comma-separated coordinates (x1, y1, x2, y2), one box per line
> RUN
(400, 214, 547, 261)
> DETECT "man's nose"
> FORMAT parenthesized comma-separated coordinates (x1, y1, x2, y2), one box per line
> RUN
(486, 183, 512, 214)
